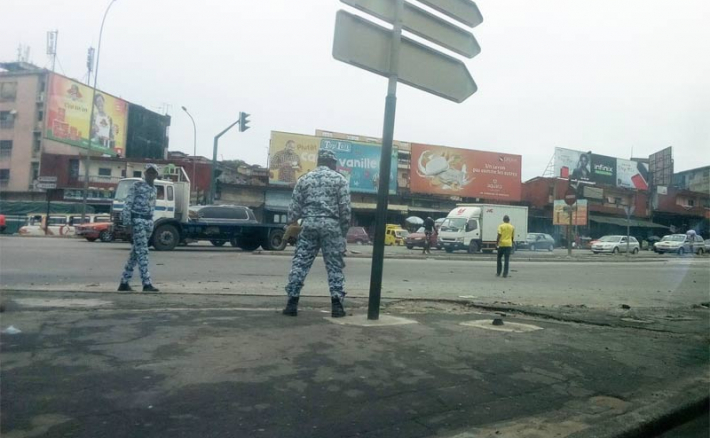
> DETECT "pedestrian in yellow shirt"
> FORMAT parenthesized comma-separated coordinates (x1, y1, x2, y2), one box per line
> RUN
(496, 215, 515, 278)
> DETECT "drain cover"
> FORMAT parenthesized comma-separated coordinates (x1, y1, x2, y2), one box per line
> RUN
(460, 319, 543, 333)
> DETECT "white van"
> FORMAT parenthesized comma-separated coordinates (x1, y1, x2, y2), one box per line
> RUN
(438, 204, 528, 253)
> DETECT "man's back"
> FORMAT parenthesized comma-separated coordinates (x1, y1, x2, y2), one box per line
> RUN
(498, 222, 515, 247)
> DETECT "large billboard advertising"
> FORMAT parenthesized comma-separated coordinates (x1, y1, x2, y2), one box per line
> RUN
(554, 148, 649, 190)
(269, 132, 319, 186)
(45, 73, 128, 156)
(320, 138, 397, 194)
(410, 144, 522, 201)
(553, 200, 588, 226)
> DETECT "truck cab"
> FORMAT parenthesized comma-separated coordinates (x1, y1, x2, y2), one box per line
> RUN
(439, 207, 482, 253)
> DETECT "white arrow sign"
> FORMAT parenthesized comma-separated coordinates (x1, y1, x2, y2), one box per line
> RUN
(333, 10, 477, 103)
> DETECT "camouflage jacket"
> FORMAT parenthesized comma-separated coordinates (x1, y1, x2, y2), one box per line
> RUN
(122, 180, 157, 223)
(288, 166, 351, 236)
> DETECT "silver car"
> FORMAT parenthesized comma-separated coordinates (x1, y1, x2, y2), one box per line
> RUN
(591, 235, 640, 254)
(654, 234, 706, 255)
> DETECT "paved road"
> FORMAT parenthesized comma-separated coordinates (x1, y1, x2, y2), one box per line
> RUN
(2, 236, 708, 311)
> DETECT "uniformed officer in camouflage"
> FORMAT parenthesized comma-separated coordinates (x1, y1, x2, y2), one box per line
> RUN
(118, 164, 160, 292)
(283, 149, 351, 317)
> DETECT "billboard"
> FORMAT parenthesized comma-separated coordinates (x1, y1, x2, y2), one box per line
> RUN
(553, 200, 588, 226)
(320, 138, 397, 194)
(616, 158, 649, 190)
(410, 144, 522, 201)
(554, 148, 649, 190)
(126, 103, 171, 159)
(45, 73, 128, 156)
(649, 147, 673, 187)
(269, 132, 319, 186)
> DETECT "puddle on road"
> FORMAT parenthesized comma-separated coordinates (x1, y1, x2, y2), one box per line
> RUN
(12, 298, 114, 308)
(460, 319, 543, 333)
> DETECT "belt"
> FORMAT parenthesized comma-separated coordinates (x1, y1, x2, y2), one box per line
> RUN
(132, 213, 153, 220)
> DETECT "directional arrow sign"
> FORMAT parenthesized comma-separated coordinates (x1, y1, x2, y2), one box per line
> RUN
(417, 0, 483, 28)
(38, 176, 58, 183)
(333, 10, 477, 103)
(341, 0, 480, 58)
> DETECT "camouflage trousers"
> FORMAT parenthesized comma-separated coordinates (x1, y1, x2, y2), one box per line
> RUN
(121, 219, 154, 286)
(286, 218, 346, 300)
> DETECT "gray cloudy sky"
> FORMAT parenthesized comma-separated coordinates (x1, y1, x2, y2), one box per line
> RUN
(3, 0, 709, 180)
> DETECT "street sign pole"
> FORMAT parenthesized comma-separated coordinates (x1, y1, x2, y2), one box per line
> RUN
(368, 0, 403, 321)
(45, 189, 52, 236)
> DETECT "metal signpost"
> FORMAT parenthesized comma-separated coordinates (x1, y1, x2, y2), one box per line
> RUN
(624, 205, 636, 257)
(564, 187, 576, 257)
(332, 0, 482, 320)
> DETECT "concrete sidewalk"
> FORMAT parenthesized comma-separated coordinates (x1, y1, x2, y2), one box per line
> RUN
(1, 290, 707, 438)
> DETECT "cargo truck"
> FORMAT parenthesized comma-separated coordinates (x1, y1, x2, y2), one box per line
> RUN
(438, 204, 528, 253)
(111, 167, 287, 251)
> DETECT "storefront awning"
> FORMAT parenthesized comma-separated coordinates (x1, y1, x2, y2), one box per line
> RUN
(351, 202, 409, 213)
(589, 215, 669, 229)
(408, 206, 453, 214)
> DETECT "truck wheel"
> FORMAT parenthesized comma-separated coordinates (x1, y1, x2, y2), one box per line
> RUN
(210, 240, 226, 247)
(266, 229, 287, 251)
(445, 247, 454, 253)
(152, 224, 179, 251)
(406, 244, 413, 250)
(467, 241, 479, 254)
(238, 239, 261, 252)
(99, 230, 114, 242)
(86, 237, 97, 242)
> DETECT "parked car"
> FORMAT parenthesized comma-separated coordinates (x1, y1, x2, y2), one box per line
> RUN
(405, 227, 439, 250)
(517, 233, 555, 251)
(653, 234, 706, 255)
(347, 227, 371, 245)
(75, 216, 113, 242)
(591, 235, 640, 254)
(188, 205, 259, 247)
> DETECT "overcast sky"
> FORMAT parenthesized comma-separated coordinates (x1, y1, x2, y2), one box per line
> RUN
(3, 0, 709, 180)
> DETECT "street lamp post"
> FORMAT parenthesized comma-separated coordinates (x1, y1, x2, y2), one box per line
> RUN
(81, 0, 118, 222)
(181, 106, 197, 200)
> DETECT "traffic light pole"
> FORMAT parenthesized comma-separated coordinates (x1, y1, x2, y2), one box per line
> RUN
(368, 0, 404, 321)
(209, 120, 240, 204)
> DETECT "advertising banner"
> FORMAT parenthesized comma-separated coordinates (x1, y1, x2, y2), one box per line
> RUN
(553, 199, 588, 226)
(590, 154, 616, 186)
(410, 144, 521, 201)
(553, 147, 591, 181)
(616, 158, 649, 190)
(45, 73, 128, 156)
(269, 132, 319, 186)
(320, 138, 397, 194)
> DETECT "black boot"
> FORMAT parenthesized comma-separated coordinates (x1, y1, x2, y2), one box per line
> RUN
(143, 284, 160, 292)
(331, 297, 346, 318)
(118, 282, 133, 292)
(282, 297, 299, 316)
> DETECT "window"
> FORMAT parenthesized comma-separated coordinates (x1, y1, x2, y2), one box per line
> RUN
(0, 82, 18, 101)
(38, 110, 44, 121)
(98, 168, 112, 178)
(687, 199, 695, 207)
(466, 220, 478, 232)
(69, 160, 80, 179)
(0, 140, 12, 157)
(133, 171, 142, 177)
(31, 163, 39, 182)
(0, 168, 9, 183)
(33, 132, 41, 156)
(0, 111, 14, 129)
(167, 186, 174, 201)
(156, 185, 165, 199)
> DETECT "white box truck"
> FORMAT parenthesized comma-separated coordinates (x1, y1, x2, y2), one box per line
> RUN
(438, 204, 528, 253)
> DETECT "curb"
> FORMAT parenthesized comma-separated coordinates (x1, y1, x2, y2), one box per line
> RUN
(568, 378, 709, 438)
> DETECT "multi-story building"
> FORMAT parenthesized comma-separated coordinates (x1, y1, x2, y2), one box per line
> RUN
(0, 61, 170, 210)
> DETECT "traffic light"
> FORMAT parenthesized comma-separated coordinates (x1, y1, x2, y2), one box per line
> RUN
(239, 112, 250, 132)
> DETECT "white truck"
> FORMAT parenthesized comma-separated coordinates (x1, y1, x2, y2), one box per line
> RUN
(438, 204, 528, 253)
(111, 167, 286, 251)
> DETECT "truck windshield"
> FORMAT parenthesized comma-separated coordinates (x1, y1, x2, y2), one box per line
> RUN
(114, 180, 138, 201)
(440, 218, 466, 232)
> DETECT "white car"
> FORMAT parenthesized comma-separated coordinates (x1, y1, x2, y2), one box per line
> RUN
(591, 235, 640, 254)
(654, 234, 706, 255)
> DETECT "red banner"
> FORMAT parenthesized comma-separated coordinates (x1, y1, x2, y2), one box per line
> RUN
(410, 144, 521, 201)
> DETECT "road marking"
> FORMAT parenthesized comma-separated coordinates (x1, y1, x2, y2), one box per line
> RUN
(13, 298, 114, 308)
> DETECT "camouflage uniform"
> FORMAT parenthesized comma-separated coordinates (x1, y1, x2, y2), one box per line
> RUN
(120, 180, 156, 286)
(286, 162, 351, 301)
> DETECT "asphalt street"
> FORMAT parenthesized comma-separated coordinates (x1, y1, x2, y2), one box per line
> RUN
(1, 236, 708, 311)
